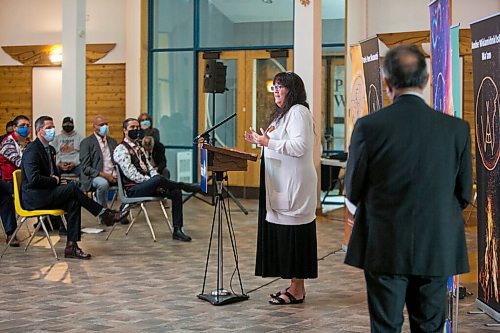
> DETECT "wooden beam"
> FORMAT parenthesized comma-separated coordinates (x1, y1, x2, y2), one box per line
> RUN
(1, 44, 116, 66)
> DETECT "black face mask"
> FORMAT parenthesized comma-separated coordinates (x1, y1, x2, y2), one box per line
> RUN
(128, 129, 140, 140)
(62, 125, 74, 133)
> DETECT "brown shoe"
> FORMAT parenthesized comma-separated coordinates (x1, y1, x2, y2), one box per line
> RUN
(100, 209, 130, 227)
(64, 241, 91, 260)
(6, 234, 20, 247)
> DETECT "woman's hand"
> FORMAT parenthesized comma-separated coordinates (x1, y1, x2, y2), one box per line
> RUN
(244, 127, 270, 147)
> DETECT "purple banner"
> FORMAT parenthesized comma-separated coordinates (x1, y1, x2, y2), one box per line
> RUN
(429, 0, 453, 115)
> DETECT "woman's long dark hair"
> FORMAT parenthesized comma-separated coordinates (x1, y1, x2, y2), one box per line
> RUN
(269, 72, 309, 125)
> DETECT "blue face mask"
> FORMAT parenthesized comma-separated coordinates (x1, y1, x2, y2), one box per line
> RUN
(43, 128, 56, 142)
(99, 124, 109, 137)
(17, 127, 30, 138)
(140, 120, 151, 128)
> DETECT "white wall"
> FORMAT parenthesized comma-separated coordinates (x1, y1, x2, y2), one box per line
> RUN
(0, 0, 126, 65)
(32, 67, 62, 133)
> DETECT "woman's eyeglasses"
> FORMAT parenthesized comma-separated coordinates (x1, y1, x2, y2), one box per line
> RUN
(270, 84, 284, 92)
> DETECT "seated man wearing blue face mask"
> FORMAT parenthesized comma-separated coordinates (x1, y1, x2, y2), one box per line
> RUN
(0, 115, 32, 247)
(79, 115, 127, 225)
(21, 116, 129, 259)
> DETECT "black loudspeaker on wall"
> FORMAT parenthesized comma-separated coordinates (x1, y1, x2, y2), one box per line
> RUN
(204, 60, 227, 94)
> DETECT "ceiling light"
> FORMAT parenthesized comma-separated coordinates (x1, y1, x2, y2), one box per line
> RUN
(262, 0, 272, 4)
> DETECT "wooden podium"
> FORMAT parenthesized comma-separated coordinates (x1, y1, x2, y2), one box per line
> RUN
(202, 143, 257, 171)
(198, 144, 257, 306)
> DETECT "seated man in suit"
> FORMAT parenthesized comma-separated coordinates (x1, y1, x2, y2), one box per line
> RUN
(80, 115, 128, 225)
(21, 116, 129, 260)
(113, 118, 199, 242)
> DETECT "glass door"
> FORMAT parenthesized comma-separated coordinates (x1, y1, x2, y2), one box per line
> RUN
(198, 50, 293, 190)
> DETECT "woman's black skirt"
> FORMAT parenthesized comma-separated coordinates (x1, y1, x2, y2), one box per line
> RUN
(255, 151, 318, 279)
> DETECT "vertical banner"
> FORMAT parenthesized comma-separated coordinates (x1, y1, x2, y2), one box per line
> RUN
(200, 148, 208, 193)
(429, 0, 454, 115)
(471, 12, 500, 322)
(345, 44, 368, 251)
(360, 36, 383, 114)
(450, 24, 462, 118)
(346, 44, 368, 148)
(430, 1, 456, 331)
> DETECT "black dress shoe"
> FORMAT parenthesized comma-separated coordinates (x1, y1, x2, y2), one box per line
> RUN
(120, 216, 130, 225)
(180, 183, 200, 193)
(64, 242, 91, 260)
(6, 234, 20, 247)
(100, 209, 130, 227)
(172, 228, 192, 242)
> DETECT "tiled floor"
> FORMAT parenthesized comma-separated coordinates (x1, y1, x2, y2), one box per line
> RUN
(0, 196, 498, 332)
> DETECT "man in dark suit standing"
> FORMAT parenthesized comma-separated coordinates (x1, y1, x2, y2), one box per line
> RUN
(344, 45, 472, 332)
(21, 116, 128, 259)
(80, 115, 120, 215)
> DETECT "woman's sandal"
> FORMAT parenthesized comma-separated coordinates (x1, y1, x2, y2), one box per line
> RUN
(270, 287, 306, 300)
(269, 291, 304, 305)
(270, 287, 289, 298)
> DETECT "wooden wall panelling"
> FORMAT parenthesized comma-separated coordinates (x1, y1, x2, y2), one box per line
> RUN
(86, 64, 126, 139)
(0, 66, 32, 131)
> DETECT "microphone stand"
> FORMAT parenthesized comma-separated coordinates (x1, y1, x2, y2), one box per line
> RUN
(187, 112, 249, 215)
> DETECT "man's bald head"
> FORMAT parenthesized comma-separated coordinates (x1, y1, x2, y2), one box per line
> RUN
(383, 45, 429, 90)
(93, 115, 109, 136)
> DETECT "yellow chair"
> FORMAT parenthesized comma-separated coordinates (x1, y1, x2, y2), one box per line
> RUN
(0, 170, 68, 260)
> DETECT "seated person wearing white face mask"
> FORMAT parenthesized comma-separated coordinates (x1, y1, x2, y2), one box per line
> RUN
(80, 115, 126, 225)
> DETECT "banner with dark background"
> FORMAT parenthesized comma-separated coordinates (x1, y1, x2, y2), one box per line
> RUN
(471, 12, 500, 320)
(360, 37, 382, 114)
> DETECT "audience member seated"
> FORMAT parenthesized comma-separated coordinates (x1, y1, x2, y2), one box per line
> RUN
(138, 112, 160, 143)
(21, 116, 129, 259)
(0, 115, 31, 182)
(0, 115, 32, 246)
(142, 135, 170, 180)
(52, 117, 83, 176)
(113, 118, 199, 242)
(79, 115, 128, 225)
(0, 120, 15, 142)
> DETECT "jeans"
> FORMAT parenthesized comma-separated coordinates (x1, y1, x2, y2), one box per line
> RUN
(92, 176, 110, 208)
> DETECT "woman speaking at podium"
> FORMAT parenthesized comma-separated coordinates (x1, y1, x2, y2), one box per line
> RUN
(244, 72, 318, 305)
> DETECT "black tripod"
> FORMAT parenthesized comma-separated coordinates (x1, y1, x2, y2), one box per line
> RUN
(197, 170, 249, 305)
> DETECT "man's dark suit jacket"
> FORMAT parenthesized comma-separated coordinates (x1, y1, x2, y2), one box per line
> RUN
(344, 94, 472, 277)
(79, 134, 118, 192)
(21, 138, 60, 209)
